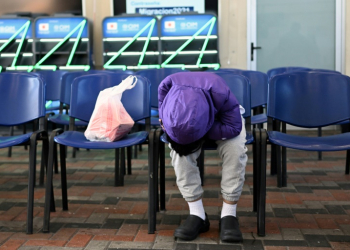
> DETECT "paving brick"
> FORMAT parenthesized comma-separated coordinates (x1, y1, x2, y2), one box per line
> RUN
(66, 234, 93, 248)
(24, 240, 67, 247)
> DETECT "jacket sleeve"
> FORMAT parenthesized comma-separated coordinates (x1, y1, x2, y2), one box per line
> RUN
(206, 90, 242, 141)
(158, 76, 173, 109)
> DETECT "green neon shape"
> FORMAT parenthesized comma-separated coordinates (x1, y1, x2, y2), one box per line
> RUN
(11, 21, 30, 67)
(128, 64, 160, 70)
(138, 19, 156, 66)
(104, 65, 127, 70)
(161, 17, 216, 67)
(45, 100, 52, 108)
(163, 64, 185, 68)
(196, 18, 216, 66)
(199, 63, 220, 68)
(7, 66, 32, 71)
(0, 66, 2, 73)
(34, 20, 86, 69)
(66, 20, 86, 66)
(104, 18, 156, 69)
(60, 65, 90, 71)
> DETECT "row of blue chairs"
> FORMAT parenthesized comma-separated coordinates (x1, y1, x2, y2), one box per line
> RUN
(0, 67, 345, 236)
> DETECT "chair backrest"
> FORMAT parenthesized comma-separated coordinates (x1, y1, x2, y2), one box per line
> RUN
(267, 71, 350, 128)
(35, 70, 68, 101)
(212, 69, 268, 108)
(61, 71, 89, 105)
(70, 73, 151, 123)
(210, 72, 251, 119)
(267, 67, 311, 79)
(136, 68, 187, 108)
(0, 73, 45, 126)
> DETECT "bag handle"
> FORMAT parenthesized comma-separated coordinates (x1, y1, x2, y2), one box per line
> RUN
(112, 75, 137, 94)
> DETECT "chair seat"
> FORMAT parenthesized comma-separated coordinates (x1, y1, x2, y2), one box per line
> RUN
(55, 131, 149, 149)
(267, 131, 350, 151)
(137, 117, 160, 126)
(48, 114, 89, 126)
(160, 132, 254, 147)
(336, 120, 349, 125)
(0, 133, 32, 148)
(251, 113, 267, 125)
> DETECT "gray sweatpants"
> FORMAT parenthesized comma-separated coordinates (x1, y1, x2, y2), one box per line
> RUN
(169, 120, 248, 202)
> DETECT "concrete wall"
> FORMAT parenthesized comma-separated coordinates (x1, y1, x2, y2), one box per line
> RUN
(82, 0, 113, 69)
(218, 0, 247, 70)
(346, 1, 350, 75)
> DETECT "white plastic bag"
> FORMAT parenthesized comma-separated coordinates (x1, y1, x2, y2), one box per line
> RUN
(84, 75, 137, 142)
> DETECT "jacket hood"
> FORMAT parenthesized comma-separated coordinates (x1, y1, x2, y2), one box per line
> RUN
(160, 84, 213, 145)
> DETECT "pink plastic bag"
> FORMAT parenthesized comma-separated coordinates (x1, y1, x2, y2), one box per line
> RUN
(84, 76, 137, 142)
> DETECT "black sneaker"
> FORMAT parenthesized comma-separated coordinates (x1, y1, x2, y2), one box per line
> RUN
(219, 216, 243, 242)
(174, 213, 210, 241)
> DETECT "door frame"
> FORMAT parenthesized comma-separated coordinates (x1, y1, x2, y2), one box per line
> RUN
(247, 0, 345, 73)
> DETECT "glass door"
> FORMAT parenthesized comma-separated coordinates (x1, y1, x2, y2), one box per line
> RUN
(248, 0, 344, 73)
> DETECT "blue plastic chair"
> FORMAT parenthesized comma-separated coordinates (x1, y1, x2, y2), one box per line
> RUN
(43, 73, 152, 233)
(211, 69, 268, 127)
(267, 67, 342, 163)
(266, 67, 312, 79)
(148, 72, 266, 236)
(0, 72, 48, 234)
(264, 71, 350, 189)
(34, 70, 68, 112)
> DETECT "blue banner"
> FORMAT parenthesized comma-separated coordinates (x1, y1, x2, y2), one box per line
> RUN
(0, 18, 32, 39)
(161, 14, 217, 37)
(35, 17, 88, 39)
(103, 16, 158, 38)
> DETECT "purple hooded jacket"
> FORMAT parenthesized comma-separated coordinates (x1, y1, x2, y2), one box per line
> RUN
(158, 72, 242, 144)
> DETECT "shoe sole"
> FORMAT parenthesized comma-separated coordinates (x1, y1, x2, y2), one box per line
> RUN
(220, 234, 243, 243)
(174, 225, 210, 241)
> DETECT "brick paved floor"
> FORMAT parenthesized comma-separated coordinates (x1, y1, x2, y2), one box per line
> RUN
(0, 127, 350, 249)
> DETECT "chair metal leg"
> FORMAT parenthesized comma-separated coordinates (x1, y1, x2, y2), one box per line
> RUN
(257, 128, 267, 237)
(114, 149, 120, 186)
(72, 147, 77, 158)
(54, 141, 59, 174)
(276, 145, 282, 188)
(318, 128, 322, 160)
(120, 148, 125, 186)
(134, 144, 138, 159)
(23, 124, 28, 150)
(43, 129, 62, 233)
(59, 144, 68, 211)
(252, 129, 258, 212)
(282, 146, 287, 187)
(148, 129, 157, 234)
(155, 129, 163, 213)
(40, 138, 49, 186)
(8, 126, 14, 157)
(26, 136, 37, 234)
(346, 150, 350, 175)
(127, 147, 132, 175)
(159, 129, 166, 211)
(281, 122, 287, 187)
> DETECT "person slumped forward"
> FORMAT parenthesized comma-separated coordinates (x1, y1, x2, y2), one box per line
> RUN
(158, 72, 248, 242)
